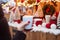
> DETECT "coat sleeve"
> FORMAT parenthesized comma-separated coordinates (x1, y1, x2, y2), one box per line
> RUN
(13, 31, 26, 40)
(0, 17, 11, 40)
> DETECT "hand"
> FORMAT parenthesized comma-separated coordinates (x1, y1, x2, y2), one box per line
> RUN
(17, 21, 30, 31)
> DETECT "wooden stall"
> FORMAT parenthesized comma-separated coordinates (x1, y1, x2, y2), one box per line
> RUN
(9, 26, 60, 40)
(3, 1, 60, 40)
(26, 32, 60, 40)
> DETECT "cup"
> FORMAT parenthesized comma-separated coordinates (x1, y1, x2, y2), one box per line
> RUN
(23, 16, 33, 30)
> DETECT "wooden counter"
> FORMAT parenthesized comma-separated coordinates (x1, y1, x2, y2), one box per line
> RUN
(26, 32, 60, 40)
(9, 26, 60, 40)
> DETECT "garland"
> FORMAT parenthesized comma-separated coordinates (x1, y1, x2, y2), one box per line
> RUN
(42, 4, 55, 15)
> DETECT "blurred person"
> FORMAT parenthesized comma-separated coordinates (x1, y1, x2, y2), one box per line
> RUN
(0, 4, 29, 40)
(0, 4, 11, 40)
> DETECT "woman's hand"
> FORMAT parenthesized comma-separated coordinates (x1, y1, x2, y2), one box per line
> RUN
(17, 21, 30, 31)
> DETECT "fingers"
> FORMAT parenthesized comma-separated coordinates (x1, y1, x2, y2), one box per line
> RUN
(22, 21, 30, 28)
(17, 21, 30, 31)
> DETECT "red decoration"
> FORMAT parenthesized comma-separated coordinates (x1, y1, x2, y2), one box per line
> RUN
(14, 0, 16, 2)
(40, 17, 43, 19)
(35, 21, 42, 26)
(46, 23, 50, 28)
(50, 19, 57, 25)
(14, 0, 20, 2)
(55, 11, 59, 18)
(46, 7, 50, 13)
(14, 19, 21, 23)
(21, 0, 24, 3)
(28, 21, 30, 23)
(37, 0, 40, 3)
(33, 17, 42, 26)
(14, 0, 24, 3)
(42, 4, 55, 15)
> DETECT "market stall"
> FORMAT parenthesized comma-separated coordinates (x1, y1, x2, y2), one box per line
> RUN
(2, 0, 60, 40)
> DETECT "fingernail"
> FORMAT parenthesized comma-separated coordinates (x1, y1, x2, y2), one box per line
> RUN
(28, 21, 30, 23)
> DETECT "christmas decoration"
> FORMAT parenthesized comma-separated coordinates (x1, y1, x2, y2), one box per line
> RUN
(57, 12, 60, 27)
(21, 0, 24, 3)
(33, 18, 42, 26)
(31, 26, 60, 35)
(27, 0, 36, 4)
(42, 22, 46, 28)
(37, 0, 40, 3)
(55, 11, 59, 18)
(50, 24, 56, 29)
(42, 4, 55, 15)
(35, 20, 42, 26)
(50, 16, 57, 25)
(46, 23, 50, 29)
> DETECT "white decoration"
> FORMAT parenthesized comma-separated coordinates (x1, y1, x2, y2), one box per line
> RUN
(51, 15, 56, 20)
(45, 15, 51, 23)
(31, 27, 60, 35)
(42, 22, 46, 28)
(33, 24, 36, 27)
(50, 24, 56, 29)
(38, 25, 42, 27)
